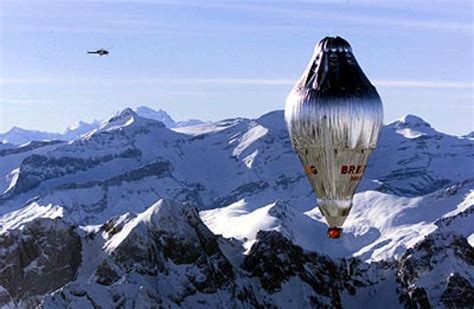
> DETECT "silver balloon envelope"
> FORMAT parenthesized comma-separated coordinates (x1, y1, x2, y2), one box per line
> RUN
(285, 36, 383, 237)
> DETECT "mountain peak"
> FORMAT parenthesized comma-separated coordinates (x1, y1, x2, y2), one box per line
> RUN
(118, 107, 137, 118)
(256, 110, 285, 130)
(396, 114, 431, 128)
(135, 106, 176, 128)
(462, 131, 474, 139)
(0, 126, 62, 145)
(136, 105, 168, 114)
(94, 107, 165, 135)
(63, 120, 101, 139)
(8, 126, 28, 133)
(65, 120, 87, 132)
(139, 198, 197, 225)
(104, 199, 215, 260)
(110, 107, 139, 123)
(99, 108, 137, 131)
(387, 114, 439, 139)
(135, 106, 154, 112)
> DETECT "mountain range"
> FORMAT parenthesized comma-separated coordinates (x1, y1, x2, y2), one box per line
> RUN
(0, 106, 205, 145)
(0, 107, 472, 308)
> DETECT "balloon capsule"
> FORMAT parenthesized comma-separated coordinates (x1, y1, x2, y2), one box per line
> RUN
(285, 36, 384, 235)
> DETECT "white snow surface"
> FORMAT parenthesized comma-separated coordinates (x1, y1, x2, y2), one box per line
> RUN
(0, 109, 472, 264)
(0, 202, 63, 234)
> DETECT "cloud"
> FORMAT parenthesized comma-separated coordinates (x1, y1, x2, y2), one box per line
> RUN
(0, 77, 59, 84)
(0, 97, 55, 104)
(2, 0, 472, 34)
(374, 80, 474, 89)
(1, 76, 473, 89)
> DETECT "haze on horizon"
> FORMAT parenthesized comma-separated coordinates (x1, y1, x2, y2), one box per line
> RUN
(0, 0, 473, 135)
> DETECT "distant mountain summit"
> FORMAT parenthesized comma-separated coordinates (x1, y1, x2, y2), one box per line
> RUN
(63, 120, 101, 140)
(97, 107, 166, 133)
(463, 131, 474, 139)
(134, 105, 206, 128)
(0, 106, 206, 145)
(0, 127, 63, 145)
(0, 123, 99, 145)
(135, 106, 176, 127)
(387, 114, 440, 139)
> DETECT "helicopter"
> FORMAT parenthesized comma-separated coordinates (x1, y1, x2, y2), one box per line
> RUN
(87, 49, 109, 56)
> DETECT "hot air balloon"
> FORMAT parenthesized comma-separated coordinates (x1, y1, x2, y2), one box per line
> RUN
(285, 36, 383, 239)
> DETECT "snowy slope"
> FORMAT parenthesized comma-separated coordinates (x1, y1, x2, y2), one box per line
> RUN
(365, 115, 473, 196)
(1, 199, 470, 308)
(0, 107, 472, 307)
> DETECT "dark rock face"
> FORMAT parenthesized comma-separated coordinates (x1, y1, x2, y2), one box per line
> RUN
(243, 230, 342, 307)
(0, 218, 82, 305)
(397, 231, 474, 308)
(376, 167, 452, 196)
(0, 286, 14, 307)
(244, 230, 474, 309)
(0, 140, 64, 158)
(11, 148, 142, 195)
(440, 273, 474, 308)
(398, 287, 431, 309)
(95, 201, 235, 296)
(244, 230, 309, 291)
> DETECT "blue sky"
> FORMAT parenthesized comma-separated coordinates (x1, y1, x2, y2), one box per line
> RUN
(0, 0, 472, 135)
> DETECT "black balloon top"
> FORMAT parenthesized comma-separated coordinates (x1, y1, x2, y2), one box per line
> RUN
(302, 36, 379, 100)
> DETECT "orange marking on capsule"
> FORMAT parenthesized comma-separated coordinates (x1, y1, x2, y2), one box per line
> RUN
(304, 165, 318, 175)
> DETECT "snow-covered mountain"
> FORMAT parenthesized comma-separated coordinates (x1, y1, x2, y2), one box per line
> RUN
(134, 105, 206, 128)
(0, 122, 100, 145)
(135, 106, 177, 127)
(0, 127, 64, 145)
(1, 200, 472, 308)
(63, 120, 102, 141)
(0, 106, 205, 145)
(463, 131, 474, 139)
(0, 108, 472, 308)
